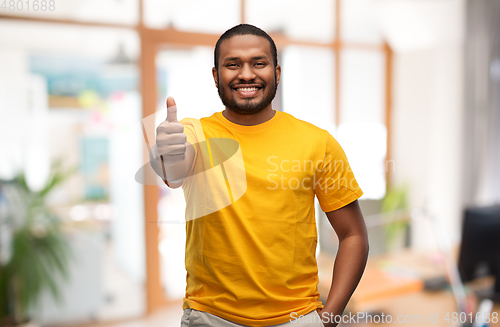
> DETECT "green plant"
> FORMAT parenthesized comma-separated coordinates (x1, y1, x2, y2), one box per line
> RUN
(0, 162, 75, 325)
(381, 183, 410, 251)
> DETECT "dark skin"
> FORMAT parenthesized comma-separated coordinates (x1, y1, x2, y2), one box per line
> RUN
(154, 34, 369, 326)
(321, 200, 369, 327)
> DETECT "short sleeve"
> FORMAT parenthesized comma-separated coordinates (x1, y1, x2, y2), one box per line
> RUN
(314, 131, 363, 212)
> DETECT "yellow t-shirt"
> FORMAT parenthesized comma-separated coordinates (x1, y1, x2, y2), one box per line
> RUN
(177, 110, 363, 326)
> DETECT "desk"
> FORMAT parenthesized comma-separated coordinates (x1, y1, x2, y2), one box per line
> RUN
(317, 250, 500, 327)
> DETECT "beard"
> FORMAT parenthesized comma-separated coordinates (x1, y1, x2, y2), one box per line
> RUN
(218, 74, 278, 115)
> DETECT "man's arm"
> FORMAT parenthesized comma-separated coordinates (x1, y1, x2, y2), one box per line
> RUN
(319, 199, 369, 327)
(149, 142, 195, 188)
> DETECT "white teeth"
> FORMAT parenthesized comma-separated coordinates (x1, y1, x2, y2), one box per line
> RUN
(237, 87, 258, 92)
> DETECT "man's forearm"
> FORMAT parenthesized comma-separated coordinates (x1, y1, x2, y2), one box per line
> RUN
(149, 143, 194, 183)
(149, 144, 166, 179)
(320, 234, 369, 326)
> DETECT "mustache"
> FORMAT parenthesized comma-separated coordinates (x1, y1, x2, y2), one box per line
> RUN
(230, 81, 265, 88)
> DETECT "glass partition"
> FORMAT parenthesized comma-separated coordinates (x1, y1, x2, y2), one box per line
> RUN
(281, 45, 336, 135)
(338, 49, 386, 199)
(0, 21, 145, 324)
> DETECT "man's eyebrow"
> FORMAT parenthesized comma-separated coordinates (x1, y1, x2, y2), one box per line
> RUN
(251, 56, 269, 60)
(223, 56, 270, 62)
(224, 57, 240, 62)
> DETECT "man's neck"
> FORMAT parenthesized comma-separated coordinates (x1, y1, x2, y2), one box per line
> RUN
(222, 106, 275, 126)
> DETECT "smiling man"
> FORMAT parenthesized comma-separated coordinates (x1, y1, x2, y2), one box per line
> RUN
(149, 24, 369, 327)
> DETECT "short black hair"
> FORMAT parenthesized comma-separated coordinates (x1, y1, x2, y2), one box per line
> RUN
(214, 24, 278, 71)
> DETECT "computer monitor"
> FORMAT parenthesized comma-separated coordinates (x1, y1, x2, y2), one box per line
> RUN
(458, 205, 500, 302)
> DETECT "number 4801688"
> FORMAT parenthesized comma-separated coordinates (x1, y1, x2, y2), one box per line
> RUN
(1, 0, 55, 11)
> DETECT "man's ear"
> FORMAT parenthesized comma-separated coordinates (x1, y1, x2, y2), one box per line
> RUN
(212, 67, 218, 88)
(275, 64, 281, 86)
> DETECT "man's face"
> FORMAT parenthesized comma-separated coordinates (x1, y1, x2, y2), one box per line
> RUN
(213, 34, 281, 115)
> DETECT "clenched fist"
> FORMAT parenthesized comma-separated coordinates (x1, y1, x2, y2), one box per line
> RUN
(155, 96, 187, 166)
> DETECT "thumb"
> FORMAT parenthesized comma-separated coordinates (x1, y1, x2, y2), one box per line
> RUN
(166, 96, 177, 122)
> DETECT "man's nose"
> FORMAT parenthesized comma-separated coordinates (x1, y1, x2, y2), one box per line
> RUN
(238, 63, 256, 81)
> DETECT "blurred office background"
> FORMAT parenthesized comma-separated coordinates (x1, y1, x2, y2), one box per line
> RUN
(0, 0, 499, 326)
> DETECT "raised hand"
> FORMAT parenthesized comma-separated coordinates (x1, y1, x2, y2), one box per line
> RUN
(155, 96, 187, 166)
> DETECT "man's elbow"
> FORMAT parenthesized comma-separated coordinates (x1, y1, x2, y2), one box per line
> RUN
(363, 238, 370, 257)
(347, 233, 369, 258)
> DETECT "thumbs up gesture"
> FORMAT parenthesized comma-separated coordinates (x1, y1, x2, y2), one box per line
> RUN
(154, 96, 187, 166)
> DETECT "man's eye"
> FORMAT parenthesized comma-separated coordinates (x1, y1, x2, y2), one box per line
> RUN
(227, 63, 238, 67)
(255, 62, 266, 66)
